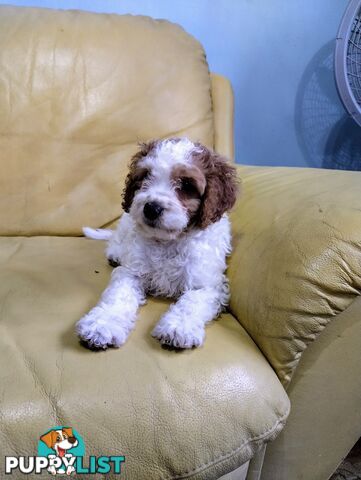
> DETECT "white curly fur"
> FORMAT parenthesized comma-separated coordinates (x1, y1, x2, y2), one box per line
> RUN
(76, 139, 234, 349)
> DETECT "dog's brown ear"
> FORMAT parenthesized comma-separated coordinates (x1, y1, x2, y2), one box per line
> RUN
(40, 430, 56, 449)
(122, 141, 157, 212)
(63, 427, 74, 438)
(193, 145, 239, 229)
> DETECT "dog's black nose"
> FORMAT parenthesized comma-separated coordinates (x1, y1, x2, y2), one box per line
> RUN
(68, 436, 77, 444)
(143, 202, 164, 221)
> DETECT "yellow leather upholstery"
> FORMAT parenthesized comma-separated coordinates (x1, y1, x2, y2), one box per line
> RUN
(229, 165, 361, 387)
(0, 236, 289, 479)
(0, 6, 213, 236)
(261, 296, 361, 480)
(2, 5, 360, 480)
(0, 6, 291, 480)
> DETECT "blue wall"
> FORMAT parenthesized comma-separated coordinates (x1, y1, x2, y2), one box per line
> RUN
(2, 0, 358, 169)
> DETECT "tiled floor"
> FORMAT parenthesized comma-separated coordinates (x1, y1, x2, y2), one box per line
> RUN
(330, 439, 361, 480)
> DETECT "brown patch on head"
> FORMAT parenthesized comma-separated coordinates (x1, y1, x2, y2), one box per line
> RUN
(122, 141, 158, 212)
(171, 164, 206, 220)
(191, 144, 239, 229)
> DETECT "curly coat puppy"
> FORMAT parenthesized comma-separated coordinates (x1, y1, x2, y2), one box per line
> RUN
(76, 138, 239, 350)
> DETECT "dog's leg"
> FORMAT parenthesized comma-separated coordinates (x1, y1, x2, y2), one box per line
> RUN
(151, 287, 226, 349)
(76, 266, 145, 349)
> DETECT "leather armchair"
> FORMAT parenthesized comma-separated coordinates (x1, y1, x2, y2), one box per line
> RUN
(0, 6, 359, 480)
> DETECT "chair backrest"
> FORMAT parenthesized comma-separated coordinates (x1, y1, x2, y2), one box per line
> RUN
(0, 6, 214, 235)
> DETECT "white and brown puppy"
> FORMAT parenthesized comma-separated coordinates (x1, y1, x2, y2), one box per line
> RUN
(77, 138, 239, 350)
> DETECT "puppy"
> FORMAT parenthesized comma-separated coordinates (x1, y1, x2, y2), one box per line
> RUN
(76, 138, 239, 350)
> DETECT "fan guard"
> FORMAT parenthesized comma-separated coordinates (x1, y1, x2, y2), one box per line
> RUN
(335, 0, 361, 126)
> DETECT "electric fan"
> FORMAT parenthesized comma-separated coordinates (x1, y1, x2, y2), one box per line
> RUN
(335, 0, 361, 126)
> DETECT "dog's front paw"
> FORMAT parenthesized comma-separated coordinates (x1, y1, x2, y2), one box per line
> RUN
(76, 307, 130, 350)
(151, 315, 205, 349)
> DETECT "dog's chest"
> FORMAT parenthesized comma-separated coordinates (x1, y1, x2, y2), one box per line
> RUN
(141, 241, 190, 297)
(112, 213, 231, 298)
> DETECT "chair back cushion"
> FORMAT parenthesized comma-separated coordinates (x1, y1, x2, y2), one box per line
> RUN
(0, 6, 214, 235)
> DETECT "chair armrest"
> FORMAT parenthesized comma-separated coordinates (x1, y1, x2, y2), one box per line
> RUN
(261, 295, 361, 480)
(228, 164, 361, 387)
(210, 73, 234, 160)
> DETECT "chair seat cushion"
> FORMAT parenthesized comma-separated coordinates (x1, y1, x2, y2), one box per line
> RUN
(0, 236, 290, 479)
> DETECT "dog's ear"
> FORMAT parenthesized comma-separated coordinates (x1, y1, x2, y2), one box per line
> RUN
(122, 141, 157, 212)
(40, 430, 56, 449)
(63, 427, 74, 438)
(192, 145, 239, 229)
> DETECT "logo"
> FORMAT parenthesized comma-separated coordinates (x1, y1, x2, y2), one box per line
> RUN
(5, 426, 125, 475)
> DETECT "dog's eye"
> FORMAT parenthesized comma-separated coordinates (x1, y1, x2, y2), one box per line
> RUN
(131, 168, 150, 192)
(56, 436, 61, 442)
(139, 169, 150, 181)
(180, 178, 197, 194)
(135, 168, 150, 185)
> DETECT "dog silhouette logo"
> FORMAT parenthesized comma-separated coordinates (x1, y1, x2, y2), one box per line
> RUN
(38, 426, 84, 475)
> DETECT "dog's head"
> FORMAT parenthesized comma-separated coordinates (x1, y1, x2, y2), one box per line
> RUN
(40, 427, 78, 456)
(122, 138, 239, 241)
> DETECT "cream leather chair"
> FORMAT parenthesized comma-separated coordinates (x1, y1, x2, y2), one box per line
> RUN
(0, 6, 360, 480)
